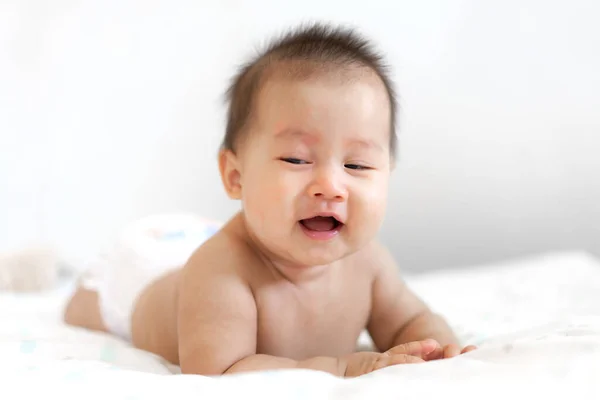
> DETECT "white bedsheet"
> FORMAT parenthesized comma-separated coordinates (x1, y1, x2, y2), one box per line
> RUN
(1, 251, 600, 399)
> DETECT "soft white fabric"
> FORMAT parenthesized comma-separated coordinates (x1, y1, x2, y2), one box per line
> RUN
(80, 213, 222, 340)
(1, 251, 600, 399)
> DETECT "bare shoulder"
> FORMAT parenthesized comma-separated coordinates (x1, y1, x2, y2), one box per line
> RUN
(183, 231, 239, 276)
(180, 211, 281, 296)
(179, 216, 260, 286)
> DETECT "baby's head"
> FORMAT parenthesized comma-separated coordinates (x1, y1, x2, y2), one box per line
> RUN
(218, 23, 397, 267)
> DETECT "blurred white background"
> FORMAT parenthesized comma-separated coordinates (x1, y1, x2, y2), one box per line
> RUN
(1, 0, 598, 272)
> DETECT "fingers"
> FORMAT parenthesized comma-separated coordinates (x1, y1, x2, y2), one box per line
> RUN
(461, 345, 478, 354)
(384, 340, 478, 364)
(385, 339, 440, 358)
(422, 344, 445, 361)
(443, 344, 478, 358)
(443, 344, 461, 358)
(373, 353, 425, 371)
(424, 343, 479, 361)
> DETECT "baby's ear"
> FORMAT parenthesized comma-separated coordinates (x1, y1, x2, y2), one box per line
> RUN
(218, 149, 242, 200)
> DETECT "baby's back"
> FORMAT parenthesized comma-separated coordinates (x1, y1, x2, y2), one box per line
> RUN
(130, 213, 378, 367)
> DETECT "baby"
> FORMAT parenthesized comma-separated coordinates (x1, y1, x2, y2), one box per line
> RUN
(64, 23, 476, 377)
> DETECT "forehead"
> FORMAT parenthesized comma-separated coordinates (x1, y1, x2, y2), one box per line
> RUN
(252, 69, 391, 148)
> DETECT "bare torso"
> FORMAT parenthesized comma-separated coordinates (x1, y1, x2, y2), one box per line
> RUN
(130, 215, 375, 366)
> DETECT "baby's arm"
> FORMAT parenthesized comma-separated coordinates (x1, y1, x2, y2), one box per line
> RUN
(366, 242, 473, 357)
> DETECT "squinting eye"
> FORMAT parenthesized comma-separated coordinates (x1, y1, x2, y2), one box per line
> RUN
(344, 164, 370, 170)
(280, 157, 309, 165)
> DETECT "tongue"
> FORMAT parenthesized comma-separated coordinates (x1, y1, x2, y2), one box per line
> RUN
(301, 216, 336, 232)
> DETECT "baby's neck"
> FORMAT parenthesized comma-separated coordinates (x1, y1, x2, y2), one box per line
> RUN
(267, 258, 339, 286)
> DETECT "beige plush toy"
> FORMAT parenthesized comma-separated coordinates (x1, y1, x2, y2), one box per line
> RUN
(0, 246, 67, 292)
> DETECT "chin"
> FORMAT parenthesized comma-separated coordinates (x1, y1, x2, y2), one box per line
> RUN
(293, 245, 353, 267)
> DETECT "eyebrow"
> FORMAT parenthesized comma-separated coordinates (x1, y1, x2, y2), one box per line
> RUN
(275, 128, 385, 152)
(275, 129, 311, 138)
(274, 129, 320, 146)
(349, 138, 385, 153)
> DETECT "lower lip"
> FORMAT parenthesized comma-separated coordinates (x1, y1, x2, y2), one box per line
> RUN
(299, 222, 343, 241)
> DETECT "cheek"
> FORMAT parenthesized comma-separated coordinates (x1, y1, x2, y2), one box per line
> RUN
(241, 164, 302, 220)
(351, 177, 389, 221)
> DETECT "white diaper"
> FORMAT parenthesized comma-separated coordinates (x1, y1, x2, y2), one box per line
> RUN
(80, 214, 222, 341)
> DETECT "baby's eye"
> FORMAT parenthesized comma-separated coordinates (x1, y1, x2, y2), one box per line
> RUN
(344, 163, 370, 170)
(280, 157, 309, 165)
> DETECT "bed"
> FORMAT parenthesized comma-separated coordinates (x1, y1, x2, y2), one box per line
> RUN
(2, 251, 600, 399)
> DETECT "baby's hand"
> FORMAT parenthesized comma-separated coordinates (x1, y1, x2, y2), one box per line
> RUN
(343, 339, 440, 377)
(423, 343, 478, 360)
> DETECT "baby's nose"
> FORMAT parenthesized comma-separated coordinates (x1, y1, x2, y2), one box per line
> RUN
(307, 170, 347, 201)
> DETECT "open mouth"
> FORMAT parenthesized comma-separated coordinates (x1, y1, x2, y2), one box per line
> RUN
(298, 216, 344, 240)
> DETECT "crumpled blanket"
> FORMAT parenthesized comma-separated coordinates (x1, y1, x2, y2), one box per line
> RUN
(1, 251, 599, 399)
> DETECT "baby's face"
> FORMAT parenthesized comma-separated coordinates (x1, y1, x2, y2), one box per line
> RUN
(235, 72, 392, 267)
